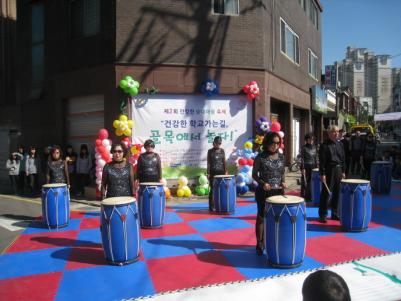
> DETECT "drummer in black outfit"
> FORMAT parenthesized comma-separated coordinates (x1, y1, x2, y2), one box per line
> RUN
(300, 133, 318, 201)
(46, 145, 70, 187)
(318, 125, 345, 223)
(135, 139, 162, 184)
(207, 136, 227, 212)
(252, 132, 286, 255)
(101, 143, 135, 199)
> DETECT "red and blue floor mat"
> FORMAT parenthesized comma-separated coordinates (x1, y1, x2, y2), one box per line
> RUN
(1, 183, 401, 301)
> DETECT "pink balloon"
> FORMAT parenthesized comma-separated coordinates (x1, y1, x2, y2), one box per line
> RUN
(95, 139, 102, 147)
(270, 121, 281, 132)
(98, 129, 109, 140)
(97, 145, 106, 154)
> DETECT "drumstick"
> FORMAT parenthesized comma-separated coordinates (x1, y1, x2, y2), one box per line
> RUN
(322, 181, 331, 195)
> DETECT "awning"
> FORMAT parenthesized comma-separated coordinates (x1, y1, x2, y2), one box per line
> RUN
(374, 112, 401, 122)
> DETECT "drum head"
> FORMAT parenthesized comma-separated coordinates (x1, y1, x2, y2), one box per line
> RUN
(267, 195, 304, 204)
(372, 161, 391, 165)
(312, 168, 319, 171)
(102, 197, 136, 206)
(42, 183, 67, 188)
(341, 179, 370, 184)
(140, 182, 163, 186)
(214, 175, 234, 178)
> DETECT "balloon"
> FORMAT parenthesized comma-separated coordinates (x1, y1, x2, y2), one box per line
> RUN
(116, 129, 123, 136)
(199, 175, 208, 185)
(270, 121, 281, 132)
(113, 120, 120, 128)
(240, 165, 251, 173)
(255, 135, 264, 145)
(164, 187, 171, 199)
(95, 171, 102, 178)
(97, 145, 106, 154)
(247, 159, 254, 166)
(244, 141, 253, 149)
(196, 186, 206, 195)
(106, 145, 111, 152)
(178, 176, 188, 187)
(238, 158, 247, 166)
(95, 153, 102, 160)
(102, 139, 110, 147)
(184, 189, 192, 197)
(177, 188, 185, 197)
(127, 120, 134, 128)
(161, 178, 167, 187)
(278, 148, 283, 154)
(278, 131, 285, 138)
(236, 173, 245, 183)
(95, 178, 101, 185)
(119, 79, 128, 89)
(124, 129, 132, 136)
(95, 139, 102, 147)
(95, 166, 102, 172)
(204, 186, 210, 194)
(128, 87, 138, 96)
(98, 159, 106, 167)
(280, 143, 285, 149)
(98, 129, 108, 140)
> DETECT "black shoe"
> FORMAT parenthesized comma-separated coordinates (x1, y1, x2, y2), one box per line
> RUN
(318, 216, 327, 223)
(331, 214, 340, 221)
(256, 243, 264, 256)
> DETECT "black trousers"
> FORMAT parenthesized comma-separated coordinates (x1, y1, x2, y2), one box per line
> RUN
(27, 173, 39, 194)
(351, 151, 362, 174)
(301, 166, 314, 201)
(319, 166, 342, 218)
(255, 187, 283, 247)
(18, 171, 26, 193)
(9, 175, 18, 194)
(363, 159, 374, 179)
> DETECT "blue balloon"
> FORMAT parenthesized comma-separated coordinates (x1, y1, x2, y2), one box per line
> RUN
(236, 173, 245, 183)
(241, 165, 251, 173)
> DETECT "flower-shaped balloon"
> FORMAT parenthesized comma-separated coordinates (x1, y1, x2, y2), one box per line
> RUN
(119, 75, 140, 96)
(242, 81, 260, 101)
(200, 79, 219, 97)
(113, 114, 134, 136)
(255, 116, 270, 134)
(255, 134, 264, 145)
(130, 144, 142, 155)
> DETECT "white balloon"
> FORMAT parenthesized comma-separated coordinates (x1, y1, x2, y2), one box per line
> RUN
(95, 178, 101, 185)
(96, 171, 102, 178)
(95, 153, 101, 160)
(278, 148, 283, 154)
(102, 139, 110, 147)
(278, 131, 285, 138)
(98, 159, 106, 167)
(106, 145, 111, 152)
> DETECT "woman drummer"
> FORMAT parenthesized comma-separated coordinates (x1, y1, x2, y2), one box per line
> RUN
(46, 145, 70, 188)
(252, 132, 286, 255)
(101, 143, 135, 199)
(135, 139, 162, 184)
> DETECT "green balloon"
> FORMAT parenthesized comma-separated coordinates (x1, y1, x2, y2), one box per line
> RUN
(128, 87, 138, 96)
(199, 175, 208, 185)
(204, 187, 210, 194)
(124, 75, 133, 82)
(119, 79, 128, 89)
(198, 188, 206, 195)
(133, 80, 140, 89)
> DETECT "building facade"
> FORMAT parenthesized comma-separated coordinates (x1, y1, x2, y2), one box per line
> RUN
(5, 0, 323, 168)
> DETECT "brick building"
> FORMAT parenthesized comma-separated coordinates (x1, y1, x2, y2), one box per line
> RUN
(2, 0, 323, 168)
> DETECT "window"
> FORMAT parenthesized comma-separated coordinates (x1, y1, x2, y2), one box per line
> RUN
(70, 0, 100, 39)
(31, 3, 44, 87)
(280, 19, 300, 65)
(308, 49, 319, 80)
(309, 0, 318, 29)
(212, 0, 239, 15)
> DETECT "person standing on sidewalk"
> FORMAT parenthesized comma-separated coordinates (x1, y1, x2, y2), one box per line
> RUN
(46, 146, 70, 187)
(361, 132, 377, 179)
(25, 146, 41, 195)
(65, 145, 77, 195)
(206, 136, 227, 212)
(300, 133, 318, 201)
(16, 146, 27, 194)
(6, 152, 20, 195)
(76, 144, 92, 197)
(252, 132, 286, 255)
(350, 131, 363, 175)
(318, 125, 345, 223)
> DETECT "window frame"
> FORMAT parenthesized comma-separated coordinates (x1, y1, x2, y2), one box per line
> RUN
(308, 48, 319, 81)
(211, 0, 240, 16)
(69, 0, 101, 39)
(280, 18, 300, 66)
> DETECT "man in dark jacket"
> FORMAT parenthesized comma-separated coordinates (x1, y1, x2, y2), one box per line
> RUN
(319, 125, 346, 223)
(350, 131, 363, 175)
(361, 132, 377, 179)
(339, 130, 351, 177)
(300, 133, 318, 201)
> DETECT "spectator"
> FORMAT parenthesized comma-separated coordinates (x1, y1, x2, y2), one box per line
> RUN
(76, 144, 92, 197)
(40, 146, 51, 186)
(339, 130, 351, 177)
(6, 152, 20, 195)
(15, 145, 27, 194)
(300, 133, 318, 201)
(361, 132, 377, 179)
(350, 131, 363, 175)
(25, 146, 41, 195)
(302, 270, 351, 301)
(65, 145, 77, 194)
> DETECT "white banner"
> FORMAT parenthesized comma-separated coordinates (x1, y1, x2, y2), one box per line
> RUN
(131, 95, 252, 178)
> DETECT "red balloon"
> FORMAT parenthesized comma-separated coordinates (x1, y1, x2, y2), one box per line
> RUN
(98, 129, 109, 140)
(238, 158, 247, 166)
(243, 85, 250, 94)
(97, 145, 106, 154)
(270, 121, 281, 132)
(247, 159, 254, 166)
(95, 139, 102, 147)
(280, 143, 285, 150)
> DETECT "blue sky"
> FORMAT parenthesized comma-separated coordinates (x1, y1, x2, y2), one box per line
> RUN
(320, 0, 401, 68)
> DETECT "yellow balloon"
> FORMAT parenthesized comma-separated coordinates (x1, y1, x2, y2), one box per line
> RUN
(116, 129, 123, 136)
(113, 120, 120, 128)
(124, 129, 131, 136)
(244, 141, 253, 149)
(119, 115, 128, 121)
(178, 176, 188, 187)
(184, 189, 192, 197)
(177, 188, 185, 197)
(127, 120, 134, 129)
